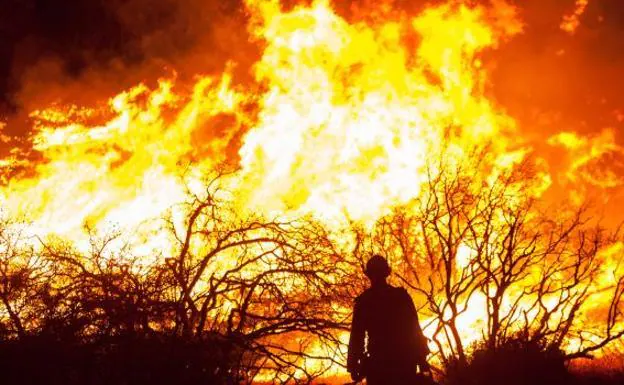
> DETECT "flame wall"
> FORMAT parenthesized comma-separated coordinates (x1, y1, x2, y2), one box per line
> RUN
(0, 0, 623, 375)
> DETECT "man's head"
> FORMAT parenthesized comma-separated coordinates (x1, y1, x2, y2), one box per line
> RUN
(365, 254, 390, 284)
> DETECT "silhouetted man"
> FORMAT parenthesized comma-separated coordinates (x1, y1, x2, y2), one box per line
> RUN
(348, 255, 430, 385)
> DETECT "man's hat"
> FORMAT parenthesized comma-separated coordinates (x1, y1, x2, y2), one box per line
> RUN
(365, 254, 391, 279)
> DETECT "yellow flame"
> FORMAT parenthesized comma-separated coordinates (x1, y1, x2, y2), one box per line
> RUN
(561, 0, 590, 34)
(0, 0, 527, 238)
(549, 129, 624, 190)
(0, 0, 621, 380)
(239, 0, 519, 222)
(2, 74, 245, 250)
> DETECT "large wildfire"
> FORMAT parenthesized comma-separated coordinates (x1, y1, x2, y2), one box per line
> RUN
(4, 0, 528, 236)
(1, 0, 623, 382)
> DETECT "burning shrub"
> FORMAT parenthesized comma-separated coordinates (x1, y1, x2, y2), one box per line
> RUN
(0, 177, 353, 382)
(1, 0, 623, 383)
(442, 335, 624, 385)
(443, 334, 571, 385)
(0, 332, 240, 385)
(354, 155, 624, 373)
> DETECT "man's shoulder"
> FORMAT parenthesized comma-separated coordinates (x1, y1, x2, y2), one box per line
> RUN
(395, 286, 416, 304)
(355, 285, 409, 301)
(354, 289, 370, 303)
(354, 287, 377, 305)
(393, 285, 410, 296)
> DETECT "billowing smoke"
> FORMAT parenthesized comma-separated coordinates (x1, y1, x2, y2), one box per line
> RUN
(0, 0, 257, 170)
(488, 0, 624, 221)
(1, 0, 252, 109)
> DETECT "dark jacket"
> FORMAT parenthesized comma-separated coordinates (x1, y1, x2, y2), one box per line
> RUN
(347, 283, 429, 377)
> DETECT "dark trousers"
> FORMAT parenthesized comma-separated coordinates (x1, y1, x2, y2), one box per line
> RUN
(366, 364, 415, 385)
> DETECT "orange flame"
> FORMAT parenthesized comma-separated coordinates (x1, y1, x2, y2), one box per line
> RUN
(561, 0, 590, 34)
(0, 0, 621, 379)
(238, 0, 522, 222)
(2, 0, 527, 239)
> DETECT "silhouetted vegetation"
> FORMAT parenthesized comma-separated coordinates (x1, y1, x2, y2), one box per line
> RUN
(443, 334, 571, 385)
(441, 334, 624, 385)
(1, 161, 623, 384)
(0, 333, 239, 385)
(573, 355, 624, 385)
(0, 173, 354, 383)
(354, 154, 624, 369)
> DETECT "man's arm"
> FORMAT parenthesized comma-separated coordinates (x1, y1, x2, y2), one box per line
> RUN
(347, 299, 365, 380)
(413, 310, 431, 370)
(402, 289, 430, 368)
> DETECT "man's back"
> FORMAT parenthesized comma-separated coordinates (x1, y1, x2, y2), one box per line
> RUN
(355, 284, 422, 364)
(347, 256, 429, 385)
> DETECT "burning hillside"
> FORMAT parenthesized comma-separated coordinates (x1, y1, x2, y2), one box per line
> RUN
(0, 0, 623, 383)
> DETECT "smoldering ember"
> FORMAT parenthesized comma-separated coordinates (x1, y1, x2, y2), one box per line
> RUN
(0, 0, 623, 384)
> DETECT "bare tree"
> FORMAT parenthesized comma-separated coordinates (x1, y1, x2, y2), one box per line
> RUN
(354, 156, 624, 368)
(1, 160, 622, 383)
(159, 174, 352, 383)
(0, 219, 55, 339)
